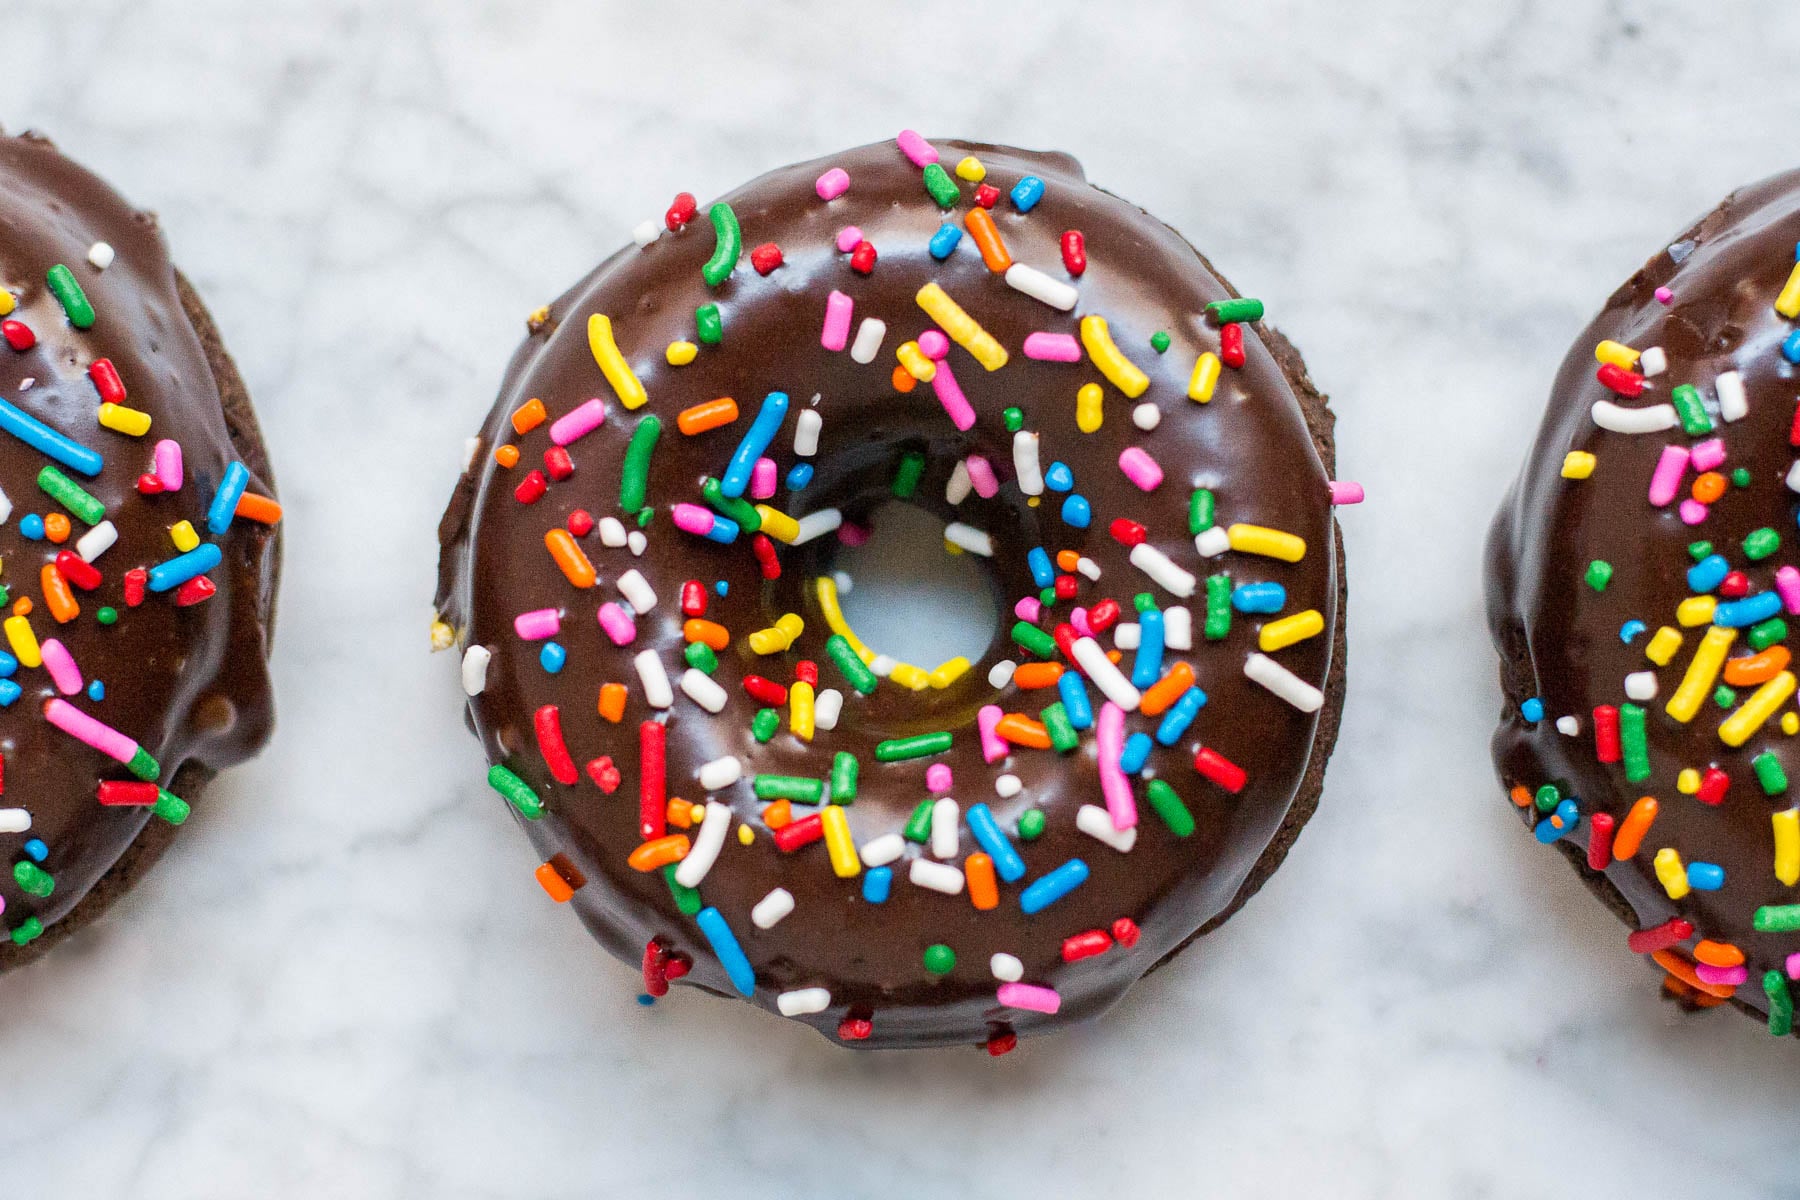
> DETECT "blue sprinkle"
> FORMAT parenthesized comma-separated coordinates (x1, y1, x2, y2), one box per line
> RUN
(1619, 619, 1647, 644)
(1060, 493, 1091, 528)
(929, 224, 964, 260)
(965, 804, 1026, 882)
(1521, 698, 1544, 722)
(0, 651, 17, 679)
(862, 864, 893, 903)
(1057, 671, 1094, 730)
(636, 994, 656, 1007)
(1784, 330, 1800, 364)
(715, 580, 729, 596)
(206, 460, 251, 536)
(785, 463, 814, 490)
(1687, 861, 1725, 891)
(1027, 547, 1055, 588)
(1131, 608, 1164, 688)
(697, 513, 741, 544)
(1155, 687, 1207, 746)
(0, 681, 20, 707)
(1232, 582, 1286, 614)
(1044, 461, 1074, 492)
(1020, 858, 1088, 913)
(1534, 798, 1580, 843)
(540, 642, 567, 673)
(147, 542, 222, 593)
(23, 839, 47, 862)
(695, 905, 756, 996)
(1686, 554, 1729, 593)
(720, 391, 788, 499)
(86, 680, 104, 702)
(1120, 732, 1153, 775)
(1010, 175, 1045, 212)
(1715, 591, 1782, 628)
(19, 514, 43, 541)
(0, 395, 103, 476)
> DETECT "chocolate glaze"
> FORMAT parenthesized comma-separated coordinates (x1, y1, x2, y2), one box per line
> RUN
(1489, 170, 1800, 1028)
(0, 132, 278, 963)
(437, 139, 1340, 1048)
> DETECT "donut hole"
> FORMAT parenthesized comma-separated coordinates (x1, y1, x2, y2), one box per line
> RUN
(834, 501, 999, 669)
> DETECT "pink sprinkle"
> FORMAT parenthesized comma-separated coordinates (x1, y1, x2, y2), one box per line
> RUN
(896, 129, 938, 167)
(1118, 446, 1163, 492)
(39, 638, 82, 696)
(1695, 962, 1748, 987)
(926, 764, 953, 793)
(821, 290, 854, 351)
(1070, 606, 1094, 638)
(1096, 702, 1137, 830)
(977, 704, 1007, 763)
(1014, 596, 1042, 622)
(966, 454, 999, 498)
(932, 358, 977, 431)
(1787, 950, 1800, 980)
(514, 609, 561, 640)
(1023, 332, 1082, 362)
(1678, 499, 1708, 525)
(549, 397, 606, 446)
(917, 329, 950, 360)
(672, 503, 717, 536)
(1647, 445, 1690, 507)
(1776, 566, 1800, 615)
(815, 167, 849, 201)
(1327, 480, 1365, 505)
(597, 602, 637, 647)
(1655, 286, 1674, 304)
(836, 521, 870, 547)
(153, 439, 184, 491)
(835, 226, 863, 253)
(996, 982, 1061, 1014)
(749, 457, 778, 499)
(1690, 437, 1727, 472)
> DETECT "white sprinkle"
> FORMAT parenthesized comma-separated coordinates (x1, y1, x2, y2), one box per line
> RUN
(850, 317, 887, 364)
(0, 807, 28, 833)
(627, 531, 647, 556)
(674, 801, 731, 887)
(87, 242, 114, 270)
(945, 522, 993, 556)
(931, 797, 959, 858)
(631, 219, 660, 247)
(680, 668, 728, 713)
(793, 508, 842, 544)
(860, 832, 905, 867)
(794, 409, 822, 456)
(1076, 556, 1102, 581)
(462, 437, 480, 471)
(909, 857, 964, 894)
(1624, 671, 1659, 702)
(869, 655, 896, 678)
(1244, 652, 1324, 712)
(777, 987, 832, 1017)
(1076, 804, 1138, 852)
(990, 953, 1024, 982)
(0, 485, 13, 525)
(1591, 400, 1678, 434)
(1004, 262, 1078, 310)
(995, 774, 1022, 798)
(1717, 371, 1748, 422)
(618, 569, 657, 614)
(76, 519, 116, 562)
(599, 516, 628, 546)
(945, 459, 973, 504)
(751, 888, 795, 929)
(1132, 402, 1161, 431)
(814, 688, 844, 730)
(987, 659, 1017, 688)
(831, 570, 854, 595)
(460, 646, 491, 696)
(1556, 715, 1580, 737)
(1164, 606, 1193, 650)
(697, 756, 742, 791)
(1129, 542, 1196, 597)
(1073, 636, 1141, 710)
(1639, 346, 1667, 377)
(1787, 461, 1800, 495)
(634, 651, 673, 708)
(1195, 527, 1231, 558)
(1012, 430, 1044, 495)
(1113, 622, 1140, 650)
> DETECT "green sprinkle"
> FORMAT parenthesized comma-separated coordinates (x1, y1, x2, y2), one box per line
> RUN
(1133, 592, 1157, 614)
(1534, 783, 1561, 813)
(752, 775, 824, 803)
(1204, 573, 1232, 640)
(695, 302, 723, 345)
(10, 917, 42, 946)
(620, 415, 662, 514)
(127, 745, 159, 782)
(38, 465, 105, 525)
(45, 264, 94, 328)
(1002, 407, 1024, 433)
(1205, 297, 1263, 324)
(684, 641, 718, 673)
(1733, 467, 1753, 488)
(1146, 779, 1195, 837)
(636, 507, 654, 528)
(830, 751, 859, 803)
(664, 864, 702, 916)
(1150, 330, 1171, 353)
(903, 798, 935, 842)
(152, 788, 190, 825)
(1620, 703, 1650, 783)
(95, 606, 118, 626)
(1669, 383, 1713, 435)
(1714, 684, 1737, 709)
(12, 861, 52, 897)
(487, 764, 543, 819)
(701, 476, 760, 531)
(701, 201, 741, 286)
(891, 451, 926, 498)
(923, 943, 956, 974)
(1745, 528, 1781, 561)
(825, 634, 878, 695)
(1041, 702, 1078, 752)
(1688, 541, 1713, 562)
(1754, 751, 1789, 795)
(1017, 808, 1046, 840)
(875, 732, 953, 762)
(1011, 620, 1058, 659)
(921, 163, 959, 208)
(751, 707, 780, 743)
(1754, 904, 1800, 933)
(1038, 586, 1057, 607)
(1750, 618, 1789, 650)
(1585, 560, 1613, 592)
(1766, 970, 1794, 1036)
(1188, 488, 1215, 535)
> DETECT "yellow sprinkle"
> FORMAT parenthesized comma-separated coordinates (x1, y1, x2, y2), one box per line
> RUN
(814, 577, 876, 663)
(1227, 523, 1307, 563)
(789, 679, 815, 742)
(1258, 609, 1325, 653)
(1676, 596, 1716, 627)
(820, 804, 860, 878)
(1775, 809, 1800, 885)
(944, 542, 964, 556)
(1778, 261, 1800, 319)
(1666, 625, 1735, 723)
(1078, 315, 1149, 398)
(754, 505, 801, 544)
(587, 313, 648, 409)
(1677, 768, 1701, 795)
(526, 305, 550, 328)
(896, 340, 937, 382)
(736, 824, 755, 847)
(1644, 626, 1682, 666)
(666, 340, 698, 366)
(1719, 669, 1797, 747)
(4, 615, 39, 669)
(1654, 847, 1690, 900)
(1785, 712, 1800, 736)
(0, 291, 13, 316)
(1076, 382, 1104, 433)
(96, 403, 151, 437)
(1187, 351, 1221, 403)
(929, 657, 971, 688)
(429, 619, 455, 651)
(954, 156, 986, 182)
(1594, 340, 1641, 369)
(1560, 451, 1596, 480)
(915, 282, 1007, 371)
(889, 662, 930, 691)
(169, 520, 200, 553)
(749, 612, 805, 655)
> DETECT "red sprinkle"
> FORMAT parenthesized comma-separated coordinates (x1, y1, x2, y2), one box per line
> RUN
(567, 508, 595, 537)
(752, 532, 781, 579)
(1060, 230, 1086, 276)
(514, 470, 548, 505)
(135, 473, 164, 495)
(534, 705, 578, 785)
(1790, 399, 1800, 448)
(1627, 917, 1694, 954)
(849, 240, 877, 275)
(1592, 704, 1621, 763)
(795, 660, 818, 687)
(1110, 917, 1141, 948)
(662, 953, 691, 982)
(586, 755, 621, 794)
(123, 567, 147, 608)
(0, 320, 34, 351)
(665, 192, 697, 231)
(1587, 810, 1615, 871)
(88, 358, 126, 404)
(1088, 597, 1121, 633)
(1194, 746, 1248, 793)
(1053, 575, 1077, 601)
(750, 243, 784, 275)
(680, 580, 708, 618)
(543, 446, 574, 481)
(1697, 767, 1730, 806)
(639, 721, 667, 840)
(837, 1016, 873, 1041)
(54, 551, 101, 591)
(773, 814, 824, 852)
(1220, 323, 1246, 369)
(1109, 518, 1147, 547)
(1061, 929, 1113, 962)
(1719, 570, 1750, 599)
(974, 183, 1000, 209)
(642, 939, 671, 997)
(1596, 362, 1647, 397)
(174, 576, 216, 606)
(985, 1031, 1017, 1056)
(742, 675, 788, 705)
(97, 781, 159, 806)
(1052, 622, 1080, 663)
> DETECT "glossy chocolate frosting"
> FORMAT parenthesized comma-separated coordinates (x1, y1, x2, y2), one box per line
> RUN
(1490, 170, 1800, 1029)
(437, 137, 1340, 1048)
(0, 132, 278, 963)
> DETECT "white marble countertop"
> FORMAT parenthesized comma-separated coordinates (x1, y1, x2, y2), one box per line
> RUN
(2, 1, 1797, 1195)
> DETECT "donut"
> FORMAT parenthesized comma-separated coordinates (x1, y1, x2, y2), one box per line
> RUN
(435, 134, 1351, 1050)
(1490, 170, 1800, 1035)
(0, 131, 281, 966)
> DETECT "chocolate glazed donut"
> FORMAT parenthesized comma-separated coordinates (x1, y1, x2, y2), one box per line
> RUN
(0, 131, 280, 968)
(436, 136, 1348, 1050)
(1491, 170, 1800, 1034)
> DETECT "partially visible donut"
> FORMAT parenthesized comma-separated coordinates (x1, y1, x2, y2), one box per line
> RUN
(435, 134, 1352, 1050)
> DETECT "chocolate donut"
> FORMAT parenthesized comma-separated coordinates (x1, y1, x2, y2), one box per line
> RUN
(0, 131, 280, 966)
(1490, 170, 1800, 1034)
(435, 135, 1350, 1050)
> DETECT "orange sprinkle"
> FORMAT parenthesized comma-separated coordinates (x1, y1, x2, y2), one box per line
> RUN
(234, 493, 283, 524)
(494, 444, 520, 468)
(762, 799, 793, 829)
(892, 364, 917, 393)
(1724, 646, 1791, 687)
(11, 597, 29, 617)
(1693, 993, 1730, 1008)
(43, 513, 69, 543)
(511, 397, 547, 434)
(598, 682, 627, 723)
(535, 862, 574, 903)
(1693, 939, 1745, 968)
(1106, 649, 1123, 664)
(1054, 549, 1080, 572)
(667, 797, 698, 829)
(1661, 974, 1696, 1001)
(995, 712, 1052, 750)
(40, 565, 77, 624)
(545, 528, 596, 588)
(1611, 795, 1658, 860)
(683, 619, 730, 650)
(966, 852, 999, 910)
(1139, 662, 1197, 716)
(1691, 471, 1727, 504)
(627, 835, 690, 872)
(1652, 948, 1736, 998)
(1012, 662, 1065, 690)
(676, 397, 740, 436)
(1510, 785, 1533, 808)
(964, 207, 1012, 273)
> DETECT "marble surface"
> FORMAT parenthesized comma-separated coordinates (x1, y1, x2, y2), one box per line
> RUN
(1, 1, 1798, 1195)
